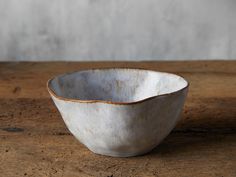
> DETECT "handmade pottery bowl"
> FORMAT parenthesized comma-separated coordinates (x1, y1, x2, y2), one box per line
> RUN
(47, 68, 188, 157)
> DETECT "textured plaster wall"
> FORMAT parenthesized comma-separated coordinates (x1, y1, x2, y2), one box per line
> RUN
(0, 0, 235, 61)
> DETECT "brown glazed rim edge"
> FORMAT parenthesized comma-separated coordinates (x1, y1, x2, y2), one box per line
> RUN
(47, 68, 189, 105)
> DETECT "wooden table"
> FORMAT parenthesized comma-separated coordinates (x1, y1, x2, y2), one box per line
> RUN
(0, 61, 235, 177)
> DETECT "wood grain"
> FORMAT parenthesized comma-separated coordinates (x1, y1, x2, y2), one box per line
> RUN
(0, 61, 236, 177)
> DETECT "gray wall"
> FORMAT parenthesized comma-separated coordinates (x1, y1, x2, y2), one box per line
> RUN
(0, 0, 236, 61)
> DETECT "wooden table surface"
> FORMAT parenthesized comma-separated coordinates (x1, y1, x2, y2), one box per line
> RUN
(0, 61, 236, 177)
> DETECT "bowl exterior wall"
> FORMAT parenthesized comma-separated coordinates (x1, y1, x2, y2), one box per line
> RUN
(50, 88, 188, 157)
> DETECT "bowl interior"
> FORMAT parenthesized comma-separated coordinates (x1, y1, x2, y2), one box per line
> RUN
(48, 69, 188, 103)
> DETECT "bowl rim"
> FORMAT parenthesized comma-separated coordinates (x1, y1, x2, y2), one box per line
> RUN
(47, 68, 189, 105)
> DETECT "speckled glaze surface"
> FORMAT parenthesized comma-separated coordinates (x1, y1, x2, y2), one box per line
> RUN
(47, 69, 188, 157)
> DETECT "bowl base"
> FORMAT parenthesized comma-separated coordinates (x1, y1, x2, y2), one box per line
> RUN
(88, 146, 157, 157)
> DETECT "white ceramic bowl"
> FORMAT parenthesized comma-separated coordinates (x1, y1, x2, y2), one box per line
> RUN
(47, 68, 188, 157)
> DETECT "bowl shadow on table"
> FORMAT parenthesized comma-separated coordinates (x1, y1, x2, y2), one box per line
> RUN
(143, 129, 230, 157)
(144, 97, 236, 158)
